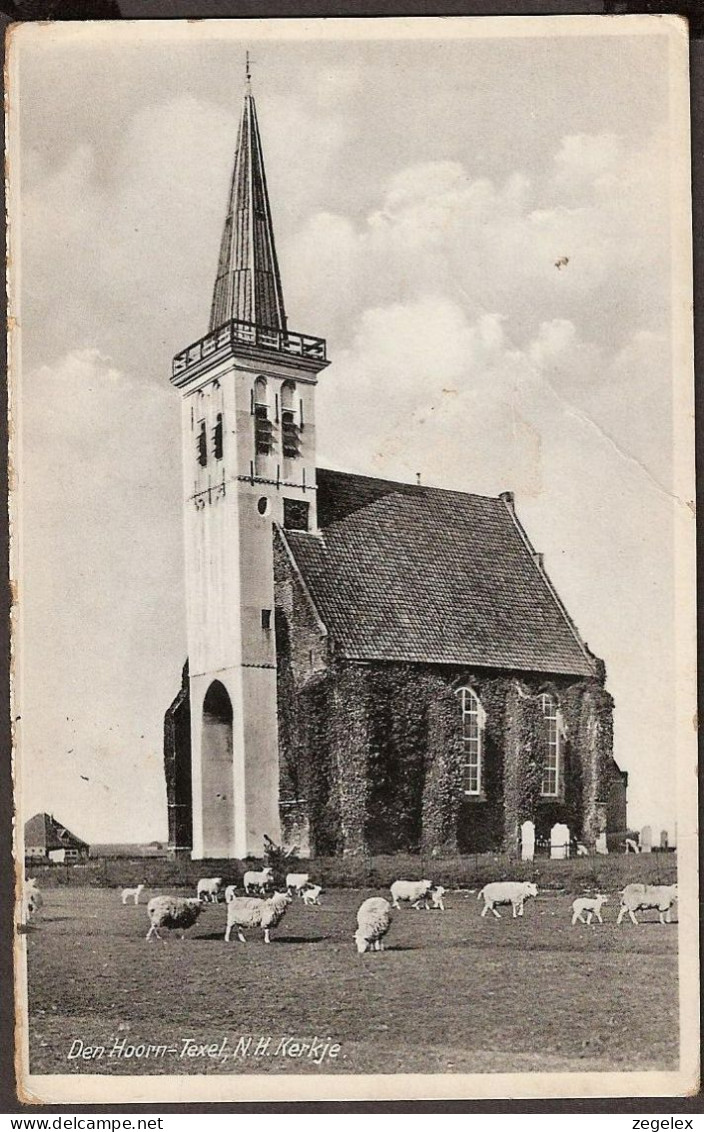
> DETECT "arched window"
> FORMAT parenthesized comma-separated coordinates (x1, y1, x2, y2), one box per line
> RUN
(253, 378, 273, 455)
(281, 381, 301, 458)
(458, 687, 485, 796)
(540, 693, 561, 796)
(213, 412, 223, 460)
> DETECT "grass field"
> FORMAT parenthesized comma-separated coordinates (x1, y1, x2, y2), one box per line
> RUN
(24, 887, 679, 1076)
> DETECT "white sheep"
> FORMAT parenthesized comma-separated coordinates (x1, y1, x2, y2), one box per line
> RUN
(23, 879, 43, 921)
(390, 879, 432, 910)
(196, 877, 223, 903)
(355, 897, 393, 953)
(224, 891, 291, 943)
(302, 884, 323, 906)
(121, 884, 145, 905)
(571, 894, 608, 925)
(478, 881, 538, 918)
(617, 883, 678, 925)
(285, 872, 310, 896)
(243, 867, 274, 895)
(224, 884, 238, 903)
(429, 885, 446, 911)
(146, 896, 205, 940)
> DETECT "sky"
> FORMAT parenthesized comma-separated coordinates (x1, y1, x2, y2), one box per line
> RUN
(11, 19, 695, 845)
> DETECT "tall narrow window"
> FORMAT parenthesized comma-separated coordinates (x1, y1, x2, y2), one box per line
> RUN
(213, 413, 223, 460)
(196, 420, 207, 467)
(254, 377, 273, 455)
(458, 687, 484, 796)
(540, 694, 560, 797)
(281, 381, 301, 458)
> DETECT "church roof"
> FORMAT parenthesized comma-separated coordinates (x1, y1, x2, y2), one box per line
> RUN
(209, 67, 287, 334)
(283, 469, 596, 677)
(24, 813, 89, 851)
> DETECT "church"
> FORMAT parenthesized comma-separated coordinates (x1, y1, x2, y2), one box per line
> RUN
(164, 71, 627, 861)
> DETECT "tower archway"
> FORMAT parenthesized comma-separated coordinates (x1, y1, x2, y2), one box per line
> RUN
(201, 680, 234, 853)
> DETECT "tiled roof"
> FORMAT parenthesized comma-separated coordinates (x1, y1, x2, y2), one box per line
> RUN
(24, 813, 89, 851)
(209, 78, 287, 334)
(283, 469, 595, 677)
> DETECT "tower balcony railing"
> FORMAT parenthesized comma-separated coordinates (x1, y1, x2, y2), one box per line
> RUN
(172, 318, 327, 378)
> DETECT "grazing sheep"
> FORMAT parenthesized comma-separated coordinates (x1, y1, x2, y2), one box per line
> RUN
(302, 884, 323, 906)
(478, 881, 538, 919)
(576, 843, 589, 857)
(571, 894, 608, 925)
(146, 896, 204, 941)
(224, 891, 291, 943)
(243, 867, 274, 895)
(196, 877, 223, 903)
(355, 897, 393, 953)
(121, 884, 145, 905)
(224, 884, 238, 903)
(617, 883, 678, 925)
(390, 879, 432, 910)
(285, 872, 310, 897)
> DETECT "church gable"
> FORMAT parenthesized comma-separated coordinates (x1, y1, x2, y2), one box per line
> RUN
(283, 468, 596, 677)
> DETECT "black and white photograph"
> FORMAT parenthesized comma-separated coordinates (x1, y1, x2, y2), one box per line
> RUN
(8, 15, 698, 1103)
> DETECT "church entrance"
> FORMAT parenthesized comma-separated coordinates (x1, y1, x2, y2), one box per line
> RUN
(201, 680, 234, 854)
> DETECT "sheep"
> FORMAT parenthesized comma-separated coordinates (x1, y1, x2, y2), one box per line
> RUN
(478, 881, 538, 919)
(121, 884, 145, 905)
(571, 894, 608, 925)
(23, 879, 43, 922)
(224, 891, 291, 943)
(196, 877, 223, 903)
(243, 867, 274, 895)
(429, 885, 446, 911)
(224, 884, 238, 903)
(389, 879, 433, 910)
(146, 896, 204, 941)
(617, 883, 678, 925)
(302, 884, 323, 906)
(355, 897, 393, 953)
(285, 872, 310, 897)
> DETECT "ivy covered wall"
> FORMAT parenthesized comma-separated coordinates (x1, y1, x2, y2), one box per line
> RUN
(273, 532, 620, 857)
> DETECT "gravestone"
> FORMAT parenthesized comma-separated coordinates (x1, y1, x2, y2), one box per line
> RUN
(520, 820, 535, 862)
(640, 825, 652, 853)
(660, 830, 668, 851)
(550, 822, 570, 860)
(595, 832, 608, 855)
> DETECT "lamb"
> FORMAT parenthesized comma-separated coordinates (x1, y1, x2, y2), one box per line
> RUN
(355, 897, 393, 953)
(121, 884, 145, 905)
(146, 896, 205, 940)
(243, 867, 274, 894)
(302, 884, 323, 906)
(389, 879, 433, 910)
(224, 891, 291, 943)
(285, 872, 310, 897)
(617, 883, 678, 925)
(478, 881, 538, 918)
(224, 884, 238, 903)
(196, 877, 223, 903)
(429, 885, 446, 911)
(571, 894, 608, 925)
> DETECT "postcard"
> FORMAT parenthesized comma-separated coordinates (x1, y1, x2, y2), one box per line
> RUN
(8, 15, 698, 1103)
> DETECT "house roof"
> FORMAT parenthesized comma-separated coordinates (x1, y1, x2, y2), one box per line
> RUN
(24, 813, 89, 851)
(283, 469, 596, 677)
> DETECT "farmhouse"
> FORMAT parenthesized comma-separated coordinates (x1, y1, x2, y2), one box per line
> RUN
(25, 813, 90, 863)
(164, 70, 626, 860)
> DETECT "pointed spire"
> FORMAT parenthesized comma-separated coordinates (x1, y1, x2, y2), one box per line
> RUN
(209, 61, 287, 333)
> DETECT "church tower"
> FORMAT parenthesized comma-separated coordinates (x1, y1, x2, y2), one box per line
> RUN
(170, 65, 329, 859)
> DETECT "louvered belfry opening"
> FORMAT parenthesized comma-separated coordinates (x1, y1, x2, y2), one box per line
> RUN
(209, 75, 287, 335)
